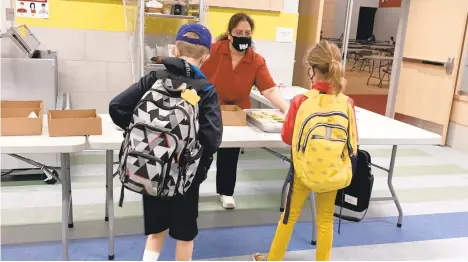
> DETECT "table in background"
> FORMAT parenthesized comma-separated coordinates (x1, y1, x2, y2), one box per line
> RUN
(363, 55, 394, 86)
(0, 119, 87, 261)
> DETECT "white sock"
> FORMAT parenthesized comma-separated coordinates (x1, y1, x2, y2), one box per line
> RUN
(143, 249, 160, 261)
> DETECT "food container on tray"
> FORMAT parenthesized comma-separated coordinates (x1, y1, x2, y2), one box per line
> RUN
(245, 109, 285, 133)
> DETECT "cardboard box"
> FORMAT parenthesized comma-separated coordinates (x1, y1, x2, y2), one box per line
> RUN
(1, 100, 44, 136)
(48, 109, 102, 137)
(221, 105, 247, 126)
(1, 100, 43, 110)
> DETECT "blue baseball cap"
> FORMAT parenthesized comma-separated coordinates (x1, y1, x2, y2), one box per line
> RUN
(176, 23, 212, 50)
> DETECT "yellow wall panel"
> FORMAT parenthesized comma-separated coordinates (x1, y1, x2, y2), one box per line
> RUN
(102, 0, 127, 31)
(15, 1, 298, 42)
(67, 0, 103, 30)
(207, 7, 298, 41)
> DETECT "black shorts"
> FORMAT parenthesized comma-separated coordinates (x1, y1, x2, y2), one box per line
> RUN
(143, 183, 200, 241)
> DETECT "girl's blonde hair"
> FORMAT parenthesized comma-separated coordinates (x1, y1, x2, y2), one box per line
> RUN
(305, 40, 347, 94)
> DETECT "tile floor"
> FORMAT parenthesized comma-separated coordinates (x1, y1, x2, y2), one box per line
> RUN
(1, 145, 468, 260)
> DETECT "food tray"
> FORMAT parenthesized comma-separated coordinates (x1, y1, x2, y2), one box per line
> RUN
(245, 109, 285, 133)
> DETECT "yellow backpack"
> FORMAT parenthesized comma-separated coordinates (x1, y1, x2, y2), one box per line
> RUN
(292, 89, 358, 193)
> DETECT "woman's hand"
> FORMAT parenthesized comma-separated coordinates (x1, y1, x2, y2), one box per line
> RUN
(261, 87, 289, 114)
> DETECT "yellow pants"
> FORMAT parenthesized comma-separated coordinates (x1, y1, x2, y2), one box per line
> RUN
(267, 178, 337, 261)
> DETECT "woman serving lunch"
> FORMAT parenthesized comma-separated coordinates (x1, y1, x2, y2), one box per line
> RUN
(201, 13, 289, 209)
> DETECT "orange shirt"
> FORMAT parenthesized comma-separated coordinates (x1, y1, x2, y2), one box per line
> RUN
(201, 40, 275, 109)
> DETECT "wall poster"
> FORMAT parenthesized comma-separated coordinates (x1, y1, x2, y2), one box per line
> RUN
(16, 0, 48, 18)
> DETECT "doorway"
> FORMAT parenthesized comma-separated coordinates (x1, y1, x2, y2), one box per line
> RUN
(356, 7, 377, 40)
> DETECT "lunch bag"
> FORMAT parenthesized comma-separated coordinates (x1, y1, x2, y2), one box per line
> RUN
(117, 71, 207, 205)
(335, 149, 374, 222)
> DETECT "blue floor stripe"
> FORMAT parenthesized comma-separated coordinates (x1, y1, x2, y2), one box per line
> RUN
(2, 212, 468, 261)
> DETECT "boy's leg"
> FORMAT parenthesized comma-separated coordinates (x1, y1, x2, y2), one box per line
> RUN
(266, 179, 310, 261)
(142, 195, 171, 261)
(169, 183, 200, 261)
(315, 190, 338, 261)
(175, 240, 194, 261)
(143, 231, 167, 261)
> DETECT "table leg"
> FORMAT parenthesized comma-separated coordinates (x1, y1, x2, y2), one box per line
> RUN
(309, 192, 317, 245)
(105, 183, 109, 222)
(68, 178, 74, 228)
(106, 150, 115, 260)
(388, 145, 403, 227)
(370, 145, 403, 227)
(378, 60, 382, 80)
(60, 153, 71, 261)
(366, 60, 375, 85)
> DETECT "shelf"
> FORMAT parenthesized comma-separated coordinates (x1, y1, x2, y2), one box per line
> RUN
(190, 0, 283, 12)
(144, 13, 199, 20)
(145, 63, 166, 72)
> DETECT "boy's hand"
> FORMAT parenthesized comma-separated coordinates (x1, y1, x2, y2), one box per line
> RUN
(150, 56, 164, 64)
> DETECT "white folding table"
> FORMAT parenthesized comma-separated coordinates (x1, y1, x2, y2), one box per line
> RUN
(0, 118, 87, 261)
(88, 114, 295, 260)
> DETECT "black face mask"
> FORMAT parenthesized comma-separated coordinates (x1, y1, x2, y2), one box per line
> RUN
(231, 35, 252, 52)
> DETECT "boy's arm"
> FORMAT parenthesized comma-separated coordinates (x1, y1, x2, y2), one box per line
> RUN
(109, 72, 158, 129)
(198, 84, 223, 155)
(192, 84, 222, 185)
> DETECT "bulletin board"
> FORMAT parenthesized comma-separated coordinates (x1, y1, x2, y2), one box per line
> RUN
(16, 0, 49, 19)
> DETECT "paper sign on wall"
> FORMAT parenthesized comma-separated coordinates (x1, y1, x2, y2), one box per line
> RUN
(16, 0, 49, 19)
(276, 27, 294, 43)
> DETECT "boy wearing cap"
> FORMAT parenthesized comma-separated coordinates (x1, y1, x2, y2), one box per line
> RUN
(109, 23, 222, 261)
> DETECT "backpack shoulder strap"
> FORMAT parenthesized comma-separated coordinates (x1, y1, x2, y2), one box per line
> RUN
(336, 93, 349, 103)
(154, 69, 211, 93)
(153, 69, 170, 79)
(303, 89, 320, 98)
(183, 77, 212, 93)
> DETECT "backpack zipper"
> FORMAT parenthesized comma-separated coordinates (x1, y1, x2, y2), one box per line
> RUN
(128, 122, 179, 196)
(296, 112, 348, 152)
(301, 123, 348, 153)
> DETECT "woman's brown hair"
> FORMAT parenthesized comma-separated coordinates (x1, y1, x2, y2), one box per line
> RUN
(305, 40, 346, 94)
(217, 13, 255, 41)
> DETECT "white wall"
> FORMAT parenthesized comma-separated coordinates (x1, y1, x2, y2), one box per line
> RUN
(331, 0, 347, 38)
(373, 7, 401, 42)
(283, 0, 300, 13)
(1, 0, 13, 33)
(325, 0, 400, 41)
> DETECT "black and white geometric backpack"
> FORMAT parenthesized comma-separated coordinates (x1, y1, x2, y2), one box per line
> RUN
(118, 71, 206, 205)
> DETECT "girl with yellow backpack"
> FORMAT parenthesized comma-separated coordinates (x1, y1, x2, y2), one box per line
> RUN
(253, 41, 358, 261)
